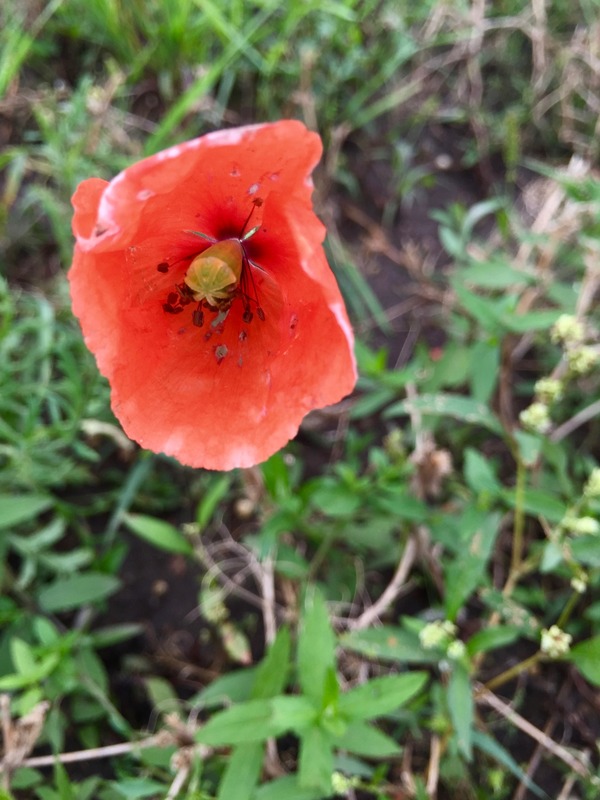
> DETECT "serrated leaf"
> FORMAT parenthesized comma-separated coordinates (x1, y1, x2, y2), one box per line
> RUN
(338, 672, 427, 721)
(37, 573, 121, 612)
(122, 513, 194, 555)
(297, 589, 336, 707)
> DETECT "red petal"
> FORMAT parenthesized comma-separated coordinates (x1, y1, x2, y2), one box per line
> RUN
(69, 121, 356, 470)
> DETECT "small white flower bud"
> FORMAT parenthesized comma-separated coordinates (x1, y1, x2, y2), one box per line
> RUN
(540, 625, 572, 658)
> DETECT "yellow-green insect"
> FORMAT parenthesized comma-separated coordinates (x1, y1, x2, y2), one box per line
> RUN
(160, 214, 265, 329)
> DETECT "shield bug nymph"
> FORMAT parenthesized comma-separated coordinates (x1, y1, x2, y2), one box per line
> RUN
(178, 205, 267, 328)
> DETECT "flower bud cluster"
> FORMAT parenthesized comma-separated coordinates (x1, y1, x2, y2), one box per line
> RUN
(540, 625, 572, 658)
(533, 377, 563, 404)
(551, 314, 599, 376)
(419, 619, 456, 650)
(560, 514, 600, 536)
(519, 401, 551, 434)
(551, 314, 585, 347)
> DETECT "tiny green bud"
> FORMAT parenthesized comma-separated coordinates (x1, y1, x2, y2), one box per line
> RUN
(519, 402, 551, 434)
(540, 625, 572, 658)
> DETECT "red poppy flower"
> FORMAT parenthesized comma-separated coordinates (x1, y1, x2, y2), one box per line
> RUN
(69, 120, 356, 470)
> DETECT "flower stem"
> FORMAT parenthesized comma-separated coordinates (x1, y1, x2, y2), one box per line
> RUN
(556, 590, 580, 629)
(483, 652, 541, 693)
(510, 456, 527, 578)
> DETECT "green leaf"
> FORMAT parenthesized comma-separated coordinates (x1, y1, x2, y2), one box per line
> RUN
(570, 536, 600, 568)
(443, 512, 501, 620)
(473, 731, 548, 799)
(37, 573, 121, 612)
(500, 488, 566, 524)
(452, 284, 507, 333)
(309, 480, 361, 518)
(298, 725, 334, 791)
(54, 760, 75, 800)
(197, 696, 316, 746)
(465, 626, 521, 656)
(88, 624, 144, 649)
(0, 494, 53, 530)
(447, 663, 473, 760)
(350, 387, 397, 419)
(10, 638, 37, 674)
(463, 449, 501, 495)
(469, 340, 500, 404)
(567, 636, 600, 685)
(143, 676, 180, 713)
(122, 513, 194, 556)
(499, 309, 561, 333)
(297, 589, 337, 708)
(196, 474, 231, 531)
(109, 777, 170, 798)
(334, 720, 401, 758)
(217, 742, 264, 800)
(338, 672, 427, 721)
(253, 776, 322, 800)
(514, 430, 544, 467)
(251, 626, 291, 700)
(385, 393, 503, 435)
(458, 260, 534, 289)
(193, 667, 257, 709)
(340, 626, 439, 664)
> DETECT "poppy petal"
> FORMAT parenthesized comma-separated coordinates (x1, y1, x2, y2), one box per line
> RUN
(69, 120, 357, 470)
